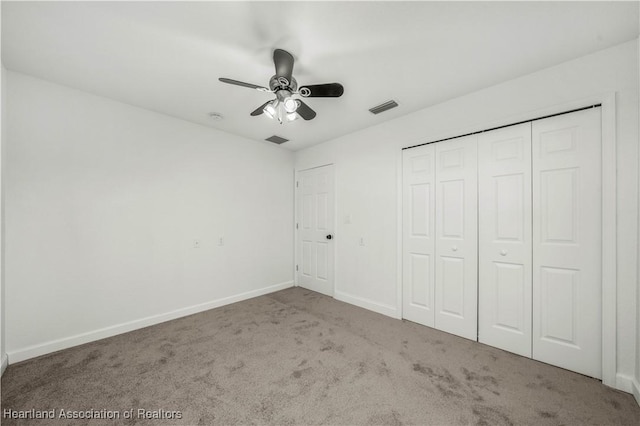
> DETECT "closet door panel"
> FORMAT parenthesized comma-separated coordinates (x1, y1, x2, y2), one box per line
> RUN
(402, 145, 436, 326)
(435, 135, 478, 340)
(478, 123, 532, 357)
(532, 108, 601, 379)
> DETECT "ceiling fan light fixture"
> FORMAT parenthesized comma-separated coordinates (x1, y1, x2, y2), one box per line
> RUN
(263, 100, 278, 119)
(286, 112, 298, 122)
(283, 97, 298, 113)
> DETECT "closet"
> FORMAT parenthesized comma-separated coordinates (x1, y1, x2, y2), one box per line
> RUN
(402, 107, 602, 379)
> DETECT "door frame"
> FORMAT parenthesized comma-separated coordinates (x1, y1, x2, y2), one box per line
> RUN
(294, 163, 337, 296)
(398, 92, 617, 388)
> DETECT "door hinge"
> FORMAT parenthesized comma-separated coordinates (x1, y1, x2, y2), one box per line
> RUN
(296, 181, 299, 188)
(296, 265, 299, 271)
(296, 223, 299, 229)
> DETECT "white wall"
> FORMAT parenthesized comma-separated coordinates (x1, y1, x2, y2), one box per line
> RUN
(0, 66, 5, 371)
(1, 63, 6, 375)
(5, 71, 294, 362)
(296, 40, 639, 391)
(1, 4, 6, 375)
(635, 32, 640, 405)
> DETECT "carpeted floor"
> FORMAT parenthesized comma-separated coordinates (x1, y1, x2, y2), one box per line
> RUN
(2, 287, 640, 425)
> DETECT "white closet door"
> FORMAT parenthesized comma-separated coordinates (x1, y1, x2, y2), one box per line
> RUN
(435, 135, 478, 340)
(402, 145, 436, 326)
(532, 108, 601, 379)
(478, 123, 532, 357)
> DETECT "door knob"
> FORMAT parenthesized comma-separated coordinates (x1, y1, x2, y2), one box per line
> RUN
(326, 234, 333, 240)
(500, 250, 508, 256)
(452, 245, 458, 252)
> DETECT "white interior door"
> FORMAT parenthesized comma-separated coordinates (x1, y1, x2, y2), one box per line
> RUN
(402, 144, 436, 326)
(434, 135, 478, 340)
(296, 165, 335, 296)
(532, 108, 602, 379)
(478, 123, 533, 357)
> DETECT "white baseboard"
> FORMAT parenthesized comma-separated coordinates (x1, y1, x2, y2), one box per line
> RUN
(7, 281, 294, 364)
(1, 353, 7, 376)
(632, 377, 640, 407)
(615, 373, 634, 393)
(334, 290, 399, 319)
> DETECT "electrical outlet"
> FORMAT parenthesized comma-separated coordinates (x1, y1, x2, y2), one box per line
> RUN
(345, 214, 352, 224)
(359, 237, 365, 246)
(218, 236, 224, 246)
(193, 239, 201, 248)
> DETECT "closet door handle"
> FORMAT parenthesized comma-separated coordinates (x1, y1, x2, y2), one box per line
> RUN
(452, 246, 458, 252)
(500, 250, 508, 256)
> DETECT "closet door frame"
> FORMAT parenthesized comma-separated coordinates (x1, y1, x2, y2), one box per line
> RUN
(398, 92, 617, 388)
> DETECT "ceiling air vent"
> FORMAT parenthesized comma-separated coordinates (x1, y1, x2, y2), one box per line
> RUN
(369, 100, 399, 115)
(265, 135, 289, 144)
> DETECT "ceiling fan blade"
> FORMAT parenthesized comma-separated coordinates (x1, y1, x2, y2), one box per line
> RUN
(219, 78, 270, 91)
(250, 100, 273, 116)
(273, 49, 294, 85)
(296, 100, 316, 120)
(299, 83, 344, 98)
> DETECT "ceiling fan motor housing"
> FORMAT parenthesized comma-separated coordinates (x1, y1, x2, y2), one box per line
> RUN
(275, 89, 292, 102)
(270, 75, 297, 92)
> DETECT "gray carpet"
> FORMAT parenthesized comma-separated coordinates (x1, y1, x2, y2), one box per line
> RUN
(2, 287, 639, 425)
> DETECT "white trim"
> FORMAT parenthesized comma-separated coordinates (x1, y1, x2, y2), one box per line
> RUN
(335, 290, 399, 319)
(7, 281, 294, 364)
(399, 92, 617, 388)
(616, 373, 635, 394)
(632, 377, 640, 407)
(293, 168, 299, 286)
(599, 93, 617, 388)
(396, 148, 404, 320)
(331, 163, 337, 298)
(1, 353, 7, 375)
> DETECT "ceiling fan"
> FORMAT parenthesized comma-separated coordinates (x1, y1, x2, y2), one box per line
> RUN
(219, 49, 344, 124)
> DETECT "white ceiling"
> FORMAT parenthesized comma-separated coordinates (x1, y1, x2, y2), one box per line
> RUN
(2, 1, 638, 151)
